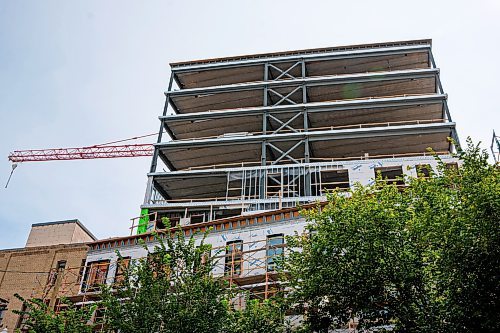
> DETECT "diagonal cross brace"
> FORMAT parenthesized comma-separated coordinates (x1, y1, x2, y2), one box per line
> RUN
(268, 111, 302, 134)
(268, 61, 302, 80)
(268, 140, 304, 165)
(268, 86, 302, 106)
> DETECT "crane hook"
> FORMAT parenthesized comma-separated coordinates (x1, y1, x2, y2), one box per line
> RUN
(4, 163, 18, 188)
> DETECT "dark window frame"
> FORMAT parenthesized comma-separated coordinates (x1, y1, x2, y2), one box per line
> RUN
(266, 234, 285, 272)
(114, 257, 131, 286)
(225, 240, 243, 276)
(82, 259, 111, 292)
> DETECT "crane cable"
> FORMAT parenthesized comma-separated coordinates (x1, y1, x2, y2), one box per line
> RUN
(91, 132, 160, 147)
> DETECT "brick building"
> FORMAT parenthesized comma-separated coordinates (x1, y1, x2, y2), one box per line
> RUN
(0, 220, 95, 332)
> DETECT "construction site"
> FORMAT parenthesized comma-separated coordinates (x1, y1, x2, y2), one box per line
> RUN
(1, 39, 463, 331)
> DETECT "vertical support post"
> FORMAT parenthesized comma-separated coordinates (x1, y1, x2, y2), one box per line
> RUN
(263, 62, 269, 106)
(143, 176, 154, 205)
(304, 138, 311, 197)
(304, 138, 310, 163)
(260, 63, 270, 198)
(145, 73, 174, 208)
(303, 107, 311, 196)
(262, 111, 268, 134)
(261, 141, 267, 166)
(149, 73, 174, 174)
(428, 49, 437, 68)
(301, 59, 307, 105)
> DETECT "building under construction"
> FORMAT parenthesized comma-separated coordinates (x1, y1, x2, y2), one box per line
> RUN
(78, 39, 460, 304)
(140, 38, 459, 230)
(1, 39, 463, 331)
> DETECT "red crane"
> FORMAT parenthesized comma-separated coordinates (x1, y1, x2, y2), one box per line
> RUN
(8, 144, 154, 162)
(5, 133, 157, 187)
(7, 133, 156, 163)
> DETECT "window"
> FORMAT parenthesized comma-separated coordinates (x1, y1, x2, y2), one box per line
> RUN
(445, 162, 458, 170)
(0, 298, 7, 328)
(415, 164, 432, 178)
(82, 260, 110, 292)
(114, 257, 131, 286)
(320, 169, 350, 193)
(77, 259, 86, 284)
(374, 166, 405, 186)
(266, 234, 284, 272)
(225, 240, 243, 276)
(56, 260, 67, 270)
(47, 260, 68, 286)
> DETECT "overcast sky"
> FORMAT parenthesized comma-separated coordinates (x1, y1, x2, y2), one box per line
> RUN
(1, 0, 499, 249)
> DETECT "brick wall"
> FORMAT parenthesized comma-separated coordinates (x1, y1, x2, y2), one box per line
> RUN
(0, 243, 89, 332)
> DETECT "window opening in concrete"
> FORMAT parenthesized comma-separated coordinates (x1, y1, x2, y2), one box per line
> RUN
(0, 298, 7, 328)
(445, 162, 458, 170)
(375, 166, 405, 186)
(56, 260, 67, 270)
(77, 259, 86, 284)
(416, 164, 432, 178)
(225, 240, 243, 276)
(266, 172, 282, 198)
(227, 175, 243, 200)
(82, 260, 110, 292)
(114, 257, 131, 286)
(190, 214, 205, 224)
(320, 169, 350, 193)
(266, 234, 284, 272)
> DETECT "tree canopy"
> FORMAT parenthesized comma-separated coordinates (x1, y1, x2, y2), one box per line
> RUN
(99, 225, 228, 333)
(15, 139, 499, 333)
(13, 294, 95, 333)
(286, 140, 500, 332)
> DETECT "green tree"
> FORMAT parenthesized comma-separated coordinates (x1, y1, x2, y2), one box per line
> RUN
(286, 139, 500, 332)
(226, 295, 289, 333)
(100, 221, 229, 333)
(411, 141, 500, 332)
(13, 294, 96, 333)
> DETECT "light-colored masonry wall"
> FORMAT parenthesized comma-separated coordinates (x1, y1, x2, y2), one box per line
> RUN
(83, 155, 459, 290)
(84, 217, 308, 289)
(347, 155, 458, 187)
(25, 222, 94, 248)
(0, 244, 89, 332)
(26, 223, 77, 247)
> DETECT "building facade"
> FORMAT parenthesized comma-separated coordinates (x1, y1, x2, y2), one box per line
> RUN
(0, 220, 95, 332)
(77, 40, 460, 305)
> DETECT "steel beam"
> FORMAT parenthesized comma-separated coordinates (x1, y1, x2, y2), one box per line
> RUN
(155, 122, 456, 149)
(165, 68, 439, 97)
(171, 44, 431, 72)
(160, 94, 447, 124)
(148, 154, 458, 178)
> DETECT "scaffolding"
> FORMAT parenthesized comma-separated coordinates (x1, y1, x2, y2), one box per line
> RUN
(32, 239, 293, 331)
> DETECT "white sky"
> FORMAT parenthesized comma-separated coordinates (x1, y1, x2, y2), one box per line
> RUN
(1, 0, 499, 248)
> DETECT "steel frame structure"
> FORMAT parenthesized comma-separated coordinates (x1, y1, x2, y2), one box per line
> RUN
(144, 153, 456, 215)
(170, 41, 431, 73)
(143, 40, 460, 224)
(492, 130, 500, 163)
